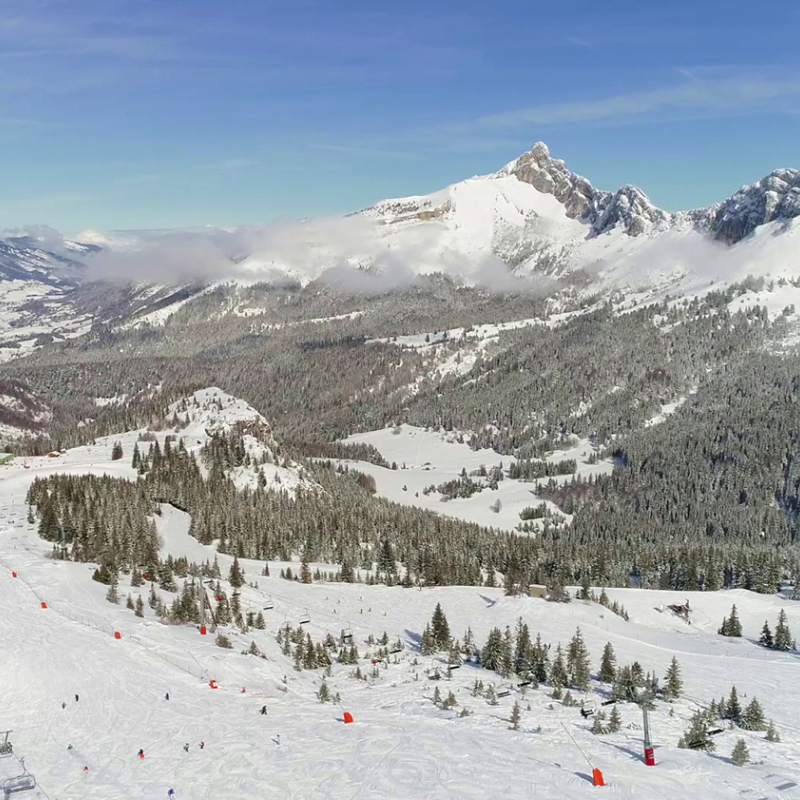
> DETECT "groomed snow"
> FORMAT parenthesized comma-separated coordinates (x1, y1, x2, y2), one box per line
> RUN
(3, 486, 800, 798)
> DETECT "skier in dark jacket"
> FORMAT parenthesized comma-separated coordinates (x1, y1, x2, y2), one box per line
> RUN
(260, 705, 267, 715)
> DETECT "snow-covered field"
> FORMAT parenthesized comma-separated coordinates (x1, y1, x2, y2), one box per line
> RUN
(3, 396, 800, 798)
(339, 424, 612, 531)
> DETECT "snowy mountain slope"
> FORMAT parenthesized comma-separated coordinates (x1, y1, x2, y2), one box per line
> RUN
(168, 388, 314, 494)
(3, 467, 800, 798)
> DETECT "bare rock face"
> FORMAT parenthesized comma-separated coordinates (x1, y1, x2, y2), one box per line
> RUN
(697, 169, 800, 244)
(505, 142, 605, 224)
(505, 143, 669, 237)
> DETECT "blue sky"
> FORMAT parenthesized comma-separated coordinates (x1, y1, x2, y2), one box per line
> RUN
(1, 0, 798, 233)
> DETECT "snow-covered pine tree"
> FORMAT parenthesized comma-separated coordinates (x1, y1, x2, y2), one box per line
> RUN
(567, 628, 590, 691)
(509, 701, 521, 730)
(765, 721, 780, 742)
(724, 686, 742, 724)
(228, 556, 245, 589)
(663, 656, 682, 701)
(431, 603, 451, 650)
(774, 609, 794, 651)
(599, 642, 616, 683)
(683, 710, 715, 751)
(480, 627, 504, 672)
(300, 556, 312, 585)
(741, 698, 766, 731)
(731, 738, 749, 766)
(549, 645, 568, 689)
(608, 705, 621, 733)
(756, 622, 773, 652)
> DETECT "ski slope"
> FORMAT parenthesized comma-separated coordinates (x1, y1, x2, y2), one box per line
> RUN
(3, 415, 800, 798)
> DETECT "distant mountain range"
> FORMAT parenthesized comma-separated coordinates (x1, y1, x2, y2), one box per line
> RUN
(0, 142, 798, 360)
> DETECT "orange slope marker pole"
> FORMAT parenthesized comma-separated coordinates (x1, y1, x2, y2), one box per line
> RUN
(561, 723, 605, 787)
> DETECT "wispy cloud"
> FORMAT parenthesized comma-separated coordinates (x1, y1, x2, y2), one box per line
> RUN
(114, 159, 259, 187)
(438, 76, 800, 134)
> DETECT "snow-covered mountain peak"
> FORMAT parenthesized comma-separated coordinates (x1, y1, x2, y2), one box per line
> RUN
(698, 167, 800, 244)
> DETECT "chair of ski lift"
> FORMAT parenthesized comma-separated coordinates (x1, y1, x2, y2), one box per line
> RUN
(517, 678, 532, 688)
(446, 659, 462, 672)
(298, 608, 310, 625)
(340, 626, 353, 644)
(2, 767, 36, 794)
(580, 699, 597, 718)
(496, 685, 512, 698)
(262, 596, 274, 611)
(390, 641, 404, 654)
(427, 665, 441, 681)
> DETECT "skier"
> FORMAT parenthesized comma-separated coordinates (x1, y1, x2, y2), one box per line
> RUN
(165, 692, 170, 701)
(138, 749, 145, 760)
(274, 734, 281, 745)
(75, 694, 79, 702)
(67, 744, 73, 750)
(199, 741, 205, 750)
(168, 790, 175, 798)
(260, 705, 267, 716)
(183, 743, 189, 753)
(62, 702, 66, 709)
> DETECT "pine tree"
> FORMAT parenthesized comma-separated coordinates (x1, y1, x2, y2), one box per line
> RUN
(727, 605, 742, 636)
(759, 620, 774, 648)
(608, 705, 621, 733)
(567, 628, 590, 691)
(255, 611, 266, 630)
(126, 593, 134, 610)
(433, 686, 441, 706)
(591, 712, 607, 735)
(549, 645, 568, 689)
(420, 624, 437, 656)
(481, 628, 504, 672)
(131, 569, 144, 588)
(599, 642, 616, 683)
(774, 609, 794, 651)
(135, 595, 144, 617)
(228, 557, 245, 589)
(300, 556, 312, 585)
(431, 603, 451, 650)
(765, 721, 780, 742)
(111, 441, 123, 461)
(106, 579, 119, 604)
(724, 686, 742, 724)
(731, 738, 749, 767)
(509, 701, 521, 731)
(683, 710, 715, 752)
(317, 682, 330, 703)
(741, 698, 766, 731)
(663, 656, 682, 701)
